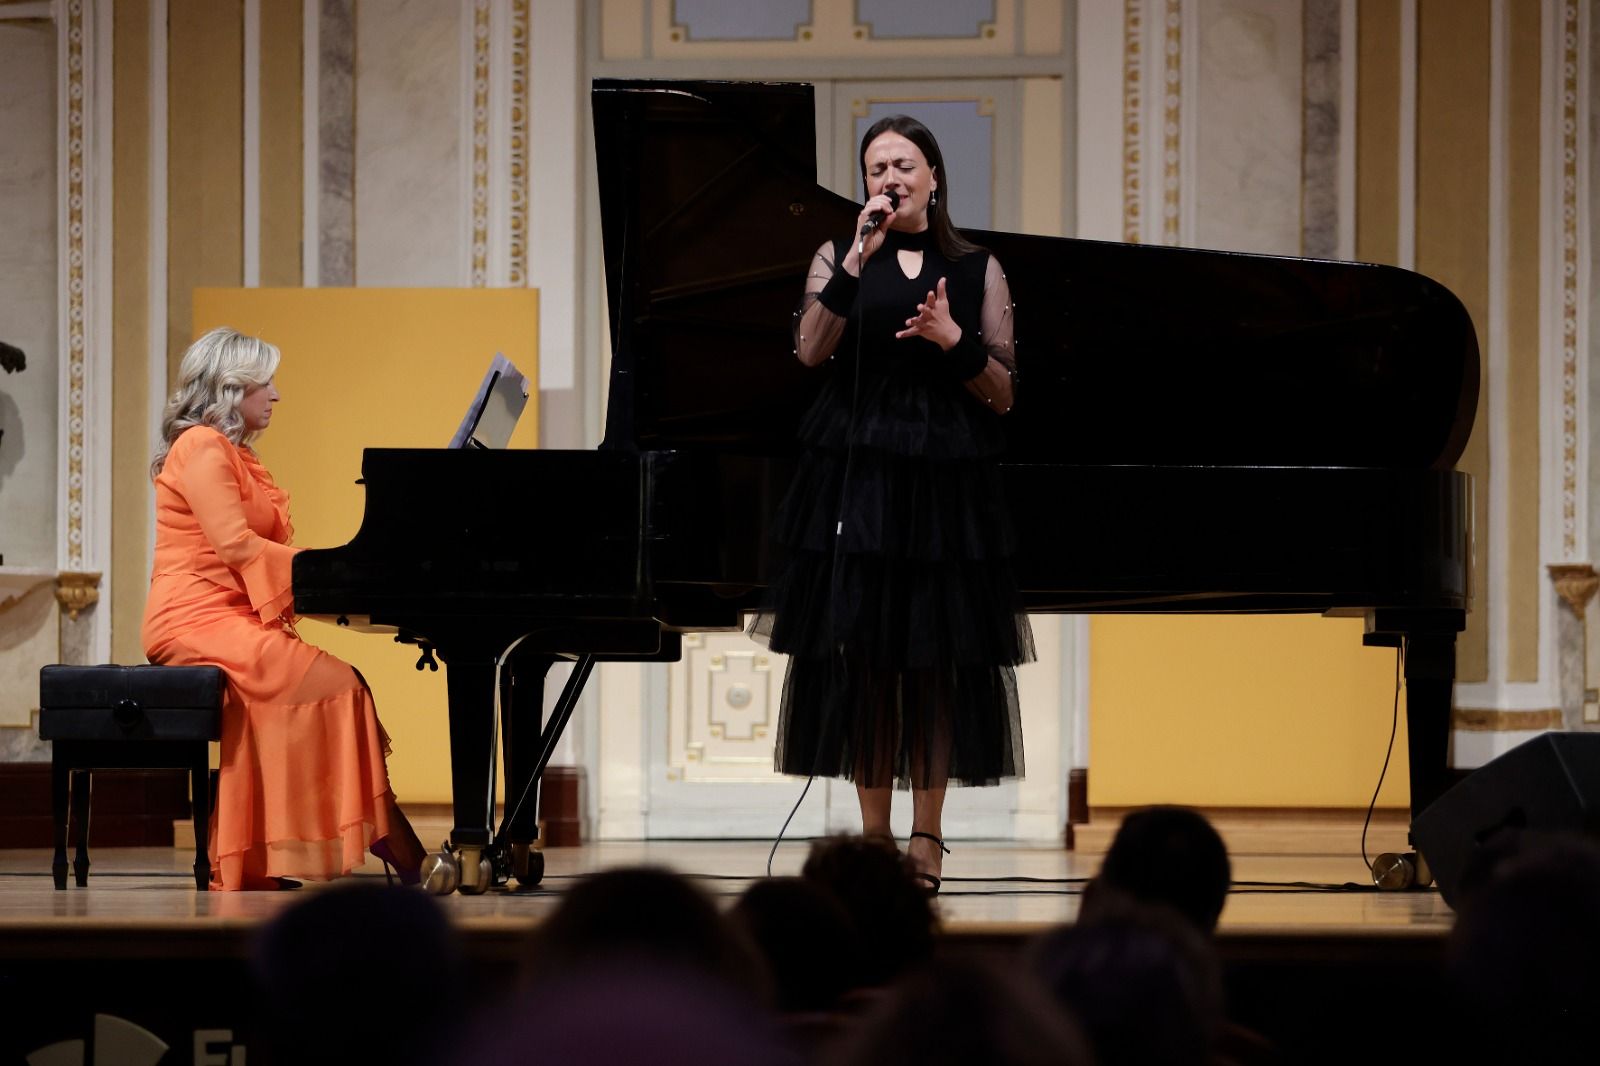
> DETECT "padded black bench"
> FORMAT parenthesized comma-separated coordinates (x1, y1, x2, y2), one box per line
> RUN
(38, 664, 224, 891)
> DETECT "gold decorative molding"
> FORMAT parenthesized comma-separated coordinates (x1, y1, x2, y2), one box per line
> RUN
(65, 0, 87, 571)
(1122, 0, 1145, 243)
(1160, 0, 1181, 245)
(508, 0, 529, 287)
(470, 0, 490, 287)
(54, 570, 102, 620)
(1452, 707, 1564, 732)
(1559, 0, 1580, 556)
(1548, 562, 1600, 618)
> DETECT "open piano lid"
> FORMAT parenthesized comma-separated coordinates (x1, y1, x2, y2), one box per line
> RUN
(592, 78, 1479, 470)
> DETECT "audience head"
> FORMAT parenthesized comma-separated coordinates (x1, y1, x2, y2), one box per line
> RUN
(153, 326, 281, 474)
(801, 835, 936, 986)
(525, 865, 769, 1003)
(829, 954, 1091, 1066)
(455, 961, 799, 1066)
(1086, 805, 1231, 934)
(250, 882, 462, 1066)
(731, 876, 862, 1012)
(1031, 898, 1223, 1066)
(1443, 830, 1600, 1063)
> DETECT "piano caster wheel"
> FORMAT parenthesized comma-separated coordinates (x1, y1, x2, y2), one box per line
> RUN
(456, 847, 494, 896)
(1372, 851, 1434, 891)
(513, 845, 545, 888)
(420, 850, 459, 896)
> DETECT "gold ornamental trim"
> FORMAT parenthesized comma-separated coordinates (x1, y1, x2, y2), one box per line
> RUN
(1160, 0, 1182, 244)
(1452, 707, 1564, 732)
(508, 0, 529, 286)
(65, 0, 86, 571)
(1548, 562, 1600, 618)
(1121, 0, 1144, 243)
(1560, 0, 1581, 556)
(54, 570, 101, 620)
(470, 0, 490, 286)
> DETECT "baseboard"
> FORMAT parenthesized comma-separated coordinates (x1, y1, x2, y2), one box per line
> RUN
(0, 763, 191, 849)
(1072, 805, 1413, 857)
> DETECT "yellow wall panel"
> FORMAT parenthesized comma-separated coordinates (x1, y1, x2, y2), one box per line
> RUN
(1417, 0, 1490, 683)
(259, 0, 303, 287)
(112, 0, 152, 665)
(1505, 0, 1542, 681)
(1088, 615, 1411, 808)
(193, 288, 540, 804)
(1356, 0, 1401, 266)
(168, 0, 243, 378)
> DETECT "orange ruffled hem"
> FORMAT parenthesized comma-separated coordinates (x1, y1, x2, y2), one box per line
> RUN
(209, 682, 399, 891)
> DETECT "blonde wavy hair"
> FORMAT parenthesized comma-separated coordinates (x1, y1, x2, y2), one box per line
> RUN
(150, 326, 281, 477)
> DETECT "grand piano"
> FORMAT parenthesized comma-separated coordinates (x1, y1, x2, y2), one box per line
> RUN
(293, 80, 1476, 894)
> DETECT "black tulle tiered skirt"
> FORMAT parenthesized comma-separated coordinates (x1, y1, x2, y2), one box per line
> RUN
(749, 391, 1034, 789)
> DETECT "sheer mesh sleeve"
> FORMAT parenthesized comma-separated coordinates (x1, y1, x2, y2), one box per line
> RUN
(961, 254, 1017, 413)
(794, 240, 853, 367)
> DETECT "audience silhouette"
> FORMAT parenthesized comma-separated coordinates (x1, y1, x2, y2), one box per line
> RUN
(250, 881, 464, 1066)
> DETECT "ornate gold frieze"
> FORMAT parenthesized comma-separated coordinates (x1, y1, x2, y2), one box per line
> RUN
(508, 0, 529, 286)
(1160, 0, 1181, 245)
(54, 570, 101, 620)
(470, 0, 491, 287)
(1122, 0, 1144, 243)
(1451, 707, 1564, 732)
(65, 0, 87, 571)
(1559, 0, 1580, 556)
(1548, 562, 1600, 618)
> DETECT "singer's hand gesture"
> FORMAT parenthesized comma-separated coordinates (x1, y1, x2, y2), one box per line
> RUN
(848, 192, 899, 270)
(896, 276, 962, 351)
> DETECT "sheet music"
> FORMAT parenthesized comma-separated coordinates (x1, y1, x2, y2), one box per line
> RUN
(450, 353, 530, 449)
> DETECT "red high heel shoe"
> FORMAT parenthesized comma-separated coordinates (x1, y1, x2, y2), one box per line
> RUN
(370, 837, 422, 886)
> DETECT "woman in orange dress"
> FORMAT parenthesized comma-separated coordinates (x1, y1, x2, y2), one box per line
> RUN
(142, 326, 426, 890)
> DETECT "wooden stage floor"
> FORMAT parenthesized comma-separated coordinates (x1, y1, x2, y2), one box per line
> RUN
(0, 838, 1453, 950)
(0, 839, 1458, 1064)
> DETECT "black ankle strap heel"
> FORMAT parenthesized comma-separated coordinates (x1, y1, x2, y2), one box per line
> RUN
(908, 832, 950, 895)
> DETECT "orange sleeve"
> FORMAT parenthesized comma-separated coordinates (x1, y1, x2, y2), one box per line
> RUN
(176, 432, 300, 622)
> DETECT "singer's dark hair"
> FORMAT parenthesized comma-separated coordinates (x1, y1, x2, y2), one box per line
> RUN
(859, 114, 981, 261)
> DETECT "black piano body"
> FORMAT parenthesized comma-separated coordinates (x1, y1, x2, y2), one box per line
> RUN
(293, 80, 1475, 892)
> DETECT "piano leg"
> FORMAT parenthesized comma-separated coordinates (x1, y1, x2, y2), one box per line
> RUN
(497, 653, 596, 888)
(1403, 632, 1456, 824)
(443, 651, 499, 894)
(501, 653, 554, 888)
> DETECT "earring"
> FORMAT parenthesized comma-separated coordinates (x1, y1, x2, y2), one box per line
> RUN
(930, 191, 938, 211)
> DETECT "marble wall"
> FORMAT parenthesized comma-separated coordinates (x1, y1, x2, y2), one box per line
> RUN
(0, 22, 59, 571)
(1193, 0, 1304, 255)
(353, 0, 467, 287)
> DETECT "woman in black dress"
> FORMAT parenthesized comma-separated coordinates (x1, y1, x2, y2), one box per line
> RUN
(753, 115, 1033, 892)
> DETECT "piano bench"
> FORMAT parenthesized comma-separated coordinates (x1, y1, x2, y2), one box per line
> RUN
(38, 664, 225, 892)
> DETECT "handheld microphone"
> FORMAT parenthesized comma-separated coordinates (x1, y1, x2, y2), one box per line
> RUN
(859, 189, 901, 237)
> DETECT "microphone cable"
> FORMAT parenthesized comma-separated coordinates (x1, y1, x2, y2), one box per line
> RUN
(767, 236, 877, 878)
(1360, 639, 1406, 875)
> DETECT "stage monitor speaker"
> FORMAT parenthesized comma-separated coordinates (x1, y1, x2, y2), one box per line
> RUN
(1411, 731, 1600, 909)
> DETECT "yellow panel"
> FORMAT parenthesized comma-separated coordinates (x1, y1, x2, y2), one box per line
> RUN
(1356, 0, 1400, 266)
(259, 0, 303, 287)
(601, 0, 646, 59)
(112, 0, 152, 666)
(193, 288, 541, 804)
(1021, 0, 1064, 57)
(1505, 0, 1541, 681)
(168, 0, 243, 379)
(1020, 78, 1064, 238)
(1417, 0, 1489, 683)
(1088, 615, 1411, 808)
